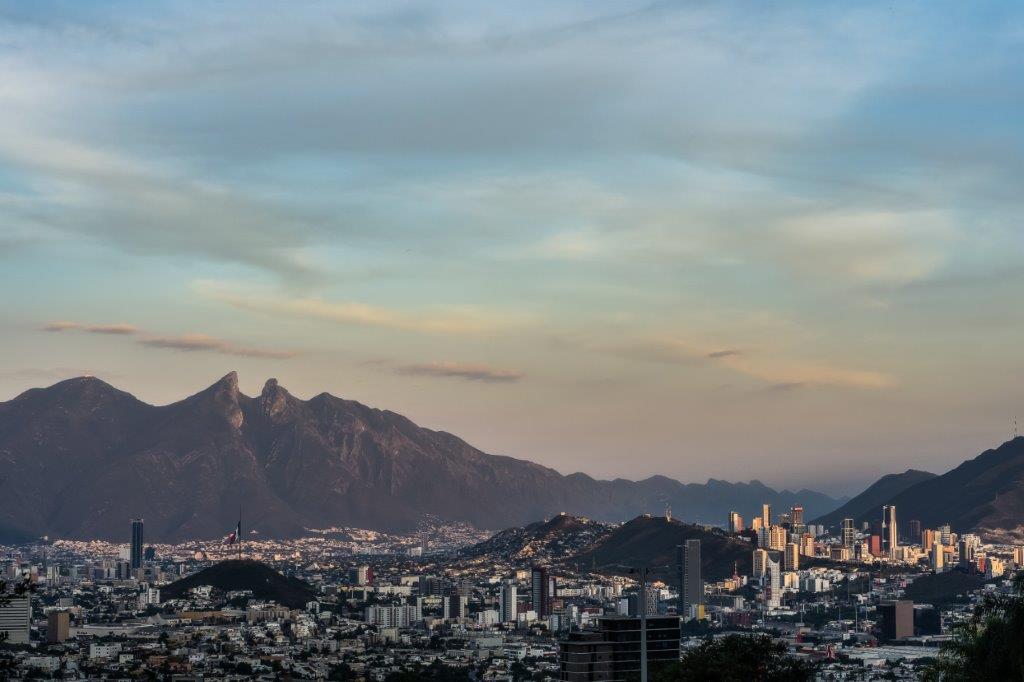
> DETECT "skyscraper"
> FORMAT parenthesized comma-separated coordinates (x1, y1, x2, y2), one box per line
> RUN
(728, 511, 743, 533)
(500, 579, 518, 623)
(882, 506, 898, 558)
(682, 539, 702, 618)
(841, 518, 856, 548)
(931, 541, 945, 571)
(762, 553, 781, 610)
(761, 503, 771, 528)
(752, 548, 770, 579)
(531, 565, 551, 617)
(783, 542, 799, 571)
(790, 506, 805, 535)
(443, 595, 468, 620)
(130, 518, 144, 570)
(908, 519, 922, 545)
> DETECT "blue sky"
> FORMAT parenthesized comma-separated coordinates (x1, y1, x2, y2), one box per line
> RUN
(1, 1, 1023, 495)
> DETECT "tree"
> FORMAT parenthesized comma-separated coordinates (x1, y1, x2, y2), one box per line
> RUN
(648, 634, 815, 682)
(924, 571, 1024, 681)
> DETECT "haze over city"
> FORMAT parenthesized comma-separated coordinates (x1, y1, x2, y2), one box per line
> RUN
(3, 1, 1024, 496)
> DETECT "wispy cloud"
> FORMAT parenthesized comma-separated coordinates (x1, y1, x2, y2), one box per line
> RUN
(395, 361, 525, 383)
(40, 321, 295, 359)
(194, 280, 534, 337)
(43, 321, 138, 335)
(138, 334, 297, 359)
(609, 337, 895, 390)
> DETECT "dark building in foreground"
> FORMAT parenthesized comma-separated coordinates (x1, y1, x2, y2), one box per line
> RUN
(559, 616, 679, 681)
(130, 518, 144, 570)
(878, 600, 914, 642)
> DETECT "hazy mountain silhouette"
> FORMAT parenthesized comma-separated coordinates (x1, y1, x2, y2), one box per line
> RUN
(0, 373, 845, 542)
(812, 469, 937, 530)
(812, 438, 1024, 542)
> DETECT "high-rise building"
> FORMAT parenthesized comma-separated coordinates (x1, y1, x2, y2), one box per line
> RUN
(1013, 546, 1024, 568)
(939, 524, 952, 546)
(931, 541, 945, 571)
(841, 518, 856, 548)
(365, 605, 419, 627)
(47, 610, 70, 644)
(878, 601, 914, 642)
(627, 589, 657, 617)
(500, 579, 518, 623)
(752, 549, 770, 579)
(559, 616, 680, 682)
(783, 543, 799, 571)
(762, 553, 781, 610)
(0, 593, 30, 645)
(908, 520, 922, 545)
(959, 534, 981, 570)
(761, 504, 771, 528)
(443, 595, 468, 620)
(922, 529, 937, 551)
(531, 566, 552, 617)
(869, 535, 882, 557)
(728, 511, 743, 534)
(681, 539, 702, 618)
(768, 526, 787, 551)
(882, 506, 898, 558)
(751, 517, 764, 532)
(349, 565, 370, 586)
(790, 506, 805, 535)
(799, 534, 815, 558)
(130, 518, 144, 570)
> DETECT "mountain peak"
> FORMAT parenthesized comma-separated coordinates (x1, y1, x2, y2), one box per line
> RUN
(187, 371, 243, 428)
(215, 371, 239, 393)
(259, 377, 293, 419)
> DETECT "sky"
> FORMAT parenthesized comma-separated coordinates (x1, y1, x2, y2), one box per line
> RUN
(1, 1, 1023, 496)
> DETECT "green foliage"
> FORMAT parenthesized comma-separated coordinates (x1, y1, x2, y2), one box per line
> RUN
(924, 572, 1024, 682)
(384, 659, 471, 681)
(649, 634, 815, 682)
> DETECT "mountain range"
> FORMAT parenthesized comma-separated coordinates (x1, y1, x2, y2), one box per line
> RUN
(812, 469, 938, 530)
(0, 373, 845, 542)
(812, 437, 1024, 542)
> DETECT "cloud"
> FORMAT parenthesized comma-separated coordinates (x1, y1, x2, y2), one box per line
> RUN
(609, 336, 895, 390)
(43, 321, 139, 334)
(762, 382, 807, 393)
(0, 131, 322, 282)
(394, 361, 525, 383)
(194, 280, 533, 336)
(138, 334, 296, 359)
(40, 320, 295, 359)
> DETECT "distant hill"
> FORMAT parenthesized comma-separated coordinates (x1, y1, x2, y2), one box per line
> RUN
(812, 469, 937, 530)
(812, 438, 1024, 541)
(904, 569, 989, 608)
(0, 373, 845, 541)
(161, 560, 314, 609)
(880, 438, 1024, 539)
(462, 513, 611, 562)
(571, 515, 754, 582)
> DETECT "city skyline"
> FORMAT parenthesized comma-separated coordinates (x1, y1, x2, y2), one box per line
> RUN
(3, 1, 1024, 496)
